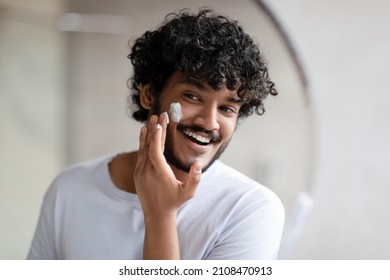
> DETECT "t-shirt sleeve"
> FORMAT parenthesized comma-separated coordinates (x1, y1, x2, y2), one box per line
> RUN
(27, 184, 58, 260)
(205, 189, 285, 260)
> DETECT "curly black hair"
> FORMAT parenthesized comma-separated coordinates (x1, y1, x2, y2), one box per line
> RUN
(128, 8, 277, 122)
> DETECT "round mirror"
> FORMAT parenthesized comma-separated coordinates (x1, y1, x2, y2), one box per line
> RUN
(63, 0, 315, 224)
(0, 0, 314, 259)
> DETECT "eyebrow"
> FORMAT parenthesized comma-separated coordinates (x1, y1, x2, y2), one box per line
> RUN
(182, 76, 207, 91)
(227, 96, 242, 104)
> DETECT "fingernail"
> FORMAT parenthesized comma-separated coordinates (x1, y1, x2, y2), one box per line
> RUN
(162, 112, 169, 124)
(195, 164, 202, 173)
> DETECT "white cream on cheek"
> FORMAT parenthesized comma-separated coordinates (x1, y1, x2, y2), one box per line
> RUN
(169, 102, 183, 123)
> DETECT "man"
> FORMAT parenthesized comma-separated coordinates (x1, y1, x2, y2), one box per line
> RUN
(28, 9, 284, 260)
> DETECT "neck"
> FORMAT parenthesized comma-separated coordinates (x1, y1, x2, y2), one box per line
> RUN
(108, 152, 137, 194)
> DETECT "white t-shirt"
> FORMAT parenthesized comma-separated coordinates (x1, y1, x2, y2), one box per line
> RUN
(27, 153, 284, 260)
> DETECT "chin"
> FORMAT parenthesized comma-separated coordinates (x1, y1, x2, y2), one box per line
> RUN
(165, 150, 215, 174)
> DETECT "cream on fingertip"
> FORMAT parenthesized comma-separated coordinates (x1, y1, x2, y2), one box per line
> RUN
(162, 111, 169, 124)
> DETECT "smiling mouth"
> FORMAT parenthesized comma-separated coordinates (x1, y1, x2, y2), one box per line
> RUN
(182, 129, 211, 146)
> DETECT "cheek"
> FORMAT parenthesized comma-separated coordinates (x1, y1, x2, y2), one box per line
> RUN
(220, 118, 238, 140)
(180, 104, 197, 119)
(222, 123, 236, 138)
(166, 122, 178, 137)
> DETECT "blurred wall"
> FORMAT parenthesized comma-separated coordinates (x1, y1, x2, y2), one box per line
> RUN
(266, 0, 390, 258)
(0, 0, 66, 259)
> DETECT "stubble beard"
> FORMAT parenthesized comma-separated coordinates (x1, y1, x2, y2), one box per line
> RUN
(150, 100, 230, 173)
(164, 128, 229, 173)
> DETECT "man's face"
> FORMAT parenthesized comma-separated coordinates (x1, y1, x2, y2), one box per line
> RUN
(152, 72, 241, 173)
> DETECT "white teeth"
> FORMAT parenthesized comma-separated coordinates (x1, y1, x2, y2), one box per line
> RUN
(184, 130, 210, 144)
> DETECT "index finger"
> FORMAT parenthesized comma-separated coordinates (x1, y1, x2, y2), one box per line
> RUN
(159, 112, 169, 152)
(148, 123, 167, 168)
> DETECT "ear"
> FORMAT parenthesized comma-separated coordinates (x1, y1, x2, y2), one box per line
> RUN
(140, 84, 154, 110)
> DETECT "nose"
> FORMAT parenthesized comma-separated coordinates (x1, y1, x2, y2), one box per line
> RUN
(192, 103, 220, 131)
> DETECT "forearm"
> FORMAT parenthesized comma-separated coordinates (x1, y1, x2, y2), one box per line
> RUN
(143, 215, 180, 260)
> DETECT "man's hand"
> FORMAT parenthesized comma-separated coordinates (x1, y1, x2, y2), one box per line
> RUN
(133, 113, 202, 259)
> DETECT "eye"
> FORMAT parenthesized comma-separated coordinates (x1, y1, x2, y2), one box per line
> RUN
(219, 106, 238, 114)
(183, 93, 202, 102)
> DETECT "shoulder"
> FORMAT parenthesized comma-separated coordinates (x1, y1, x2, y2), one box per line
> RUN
(195, 161, 285, 259)
(44, 153, 115, 201)
(204, 160, 282, 202)
(200, 160, 284, 216)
